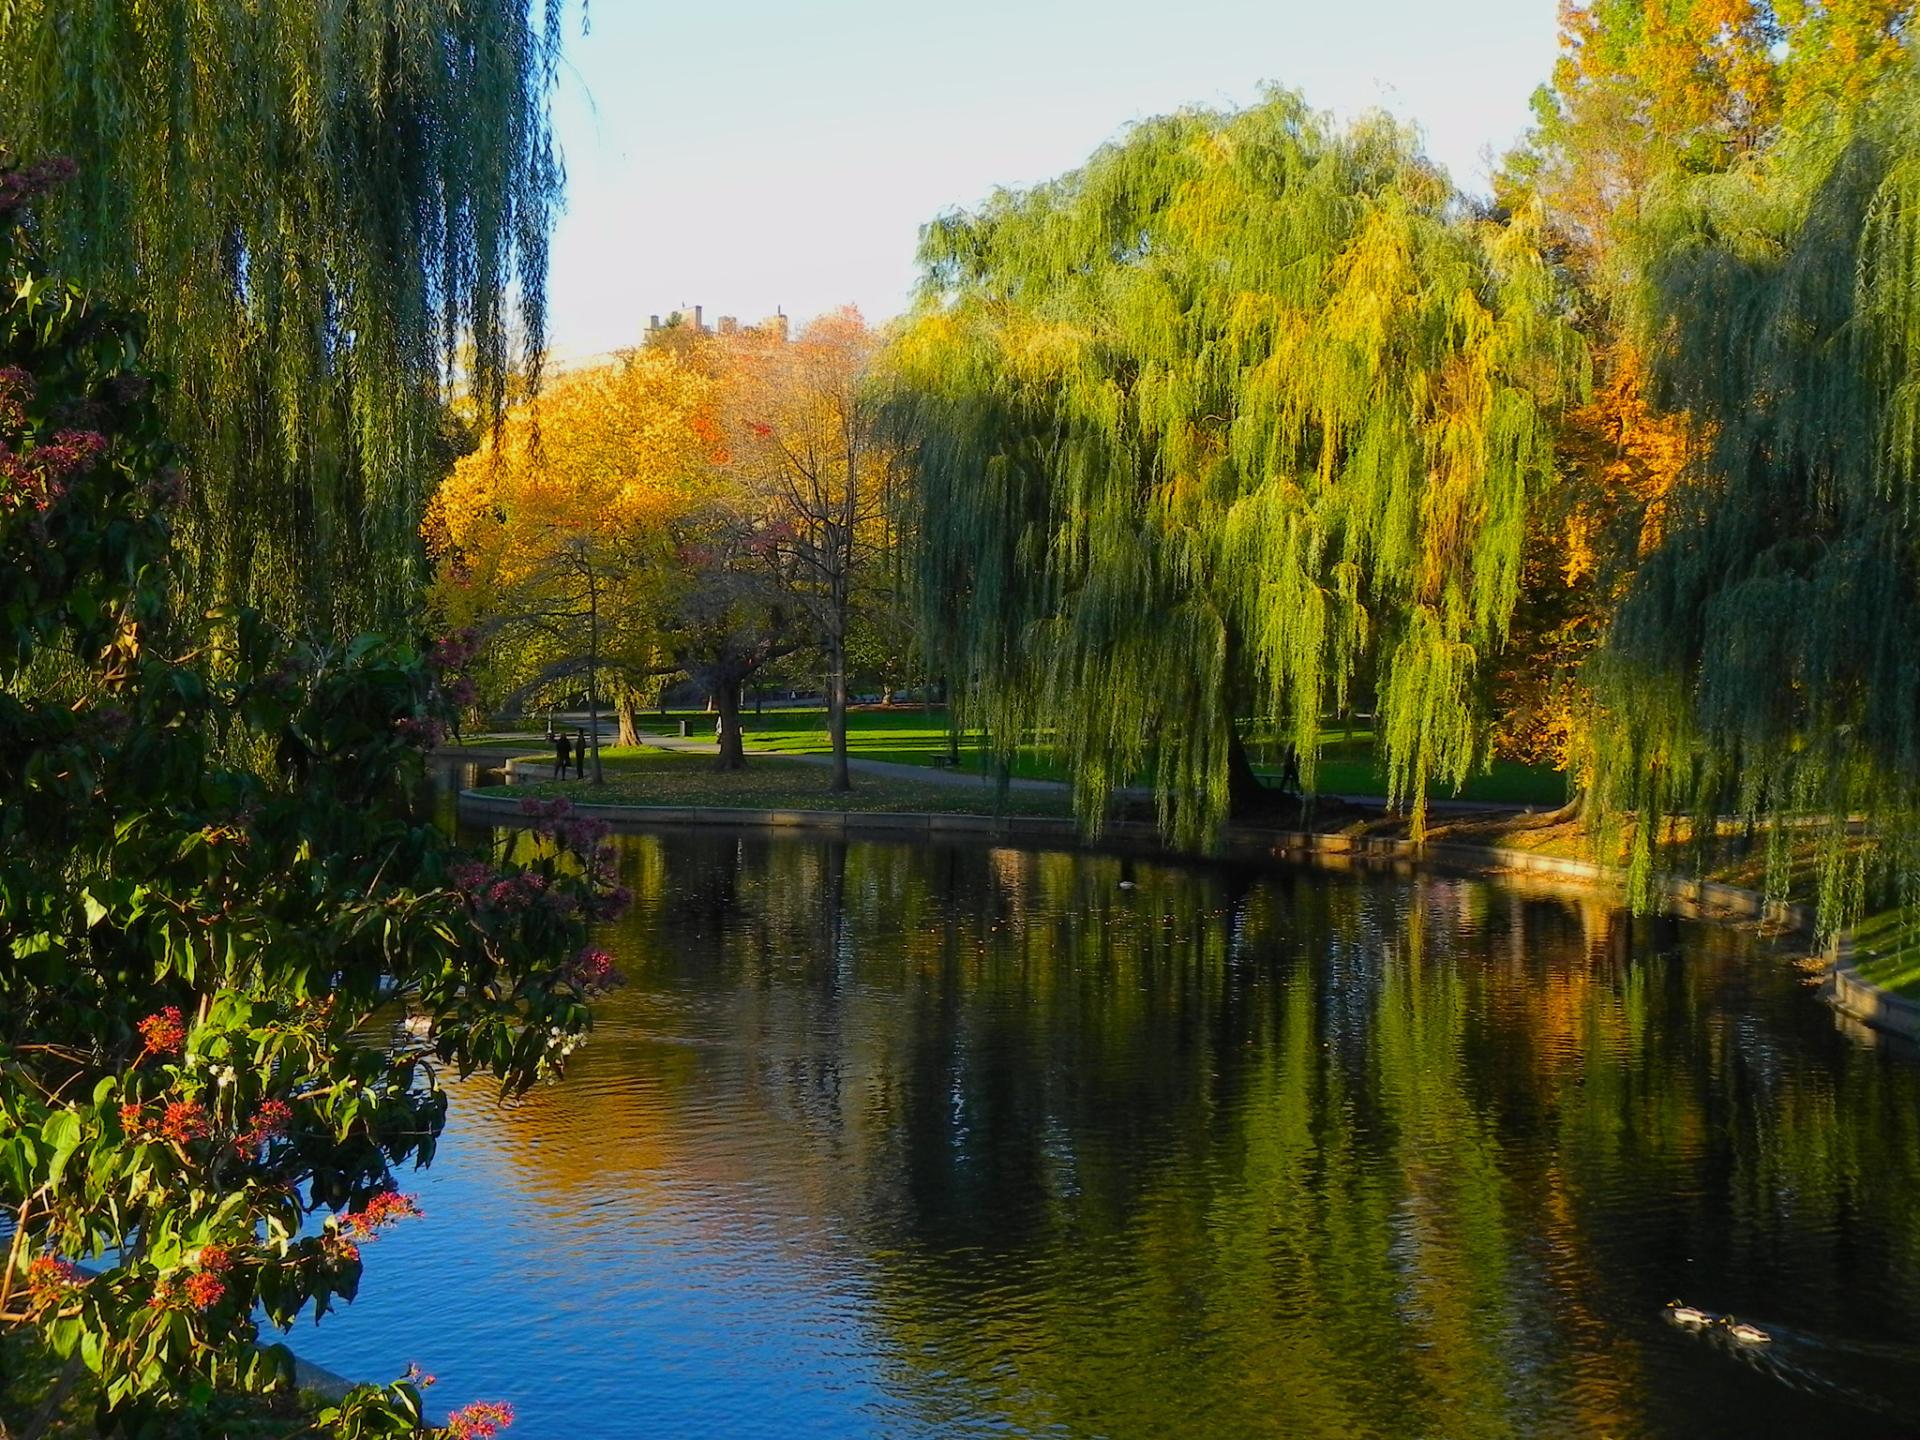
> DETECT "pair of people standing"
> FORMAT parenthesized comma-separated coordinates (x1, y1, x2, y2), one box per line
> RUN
(552, 728, 590, 779)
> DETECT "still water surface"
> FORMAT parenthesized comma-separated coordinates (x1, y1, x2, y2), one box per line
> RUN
(294, 824, 1920, 1438)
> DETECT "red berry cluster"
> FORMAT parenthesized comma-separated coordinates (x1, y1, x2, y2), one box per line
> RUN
(137, 1006, 187, 1058)
(0, 429, 107, 515)
(339, 1190, 423, 1240)
(159, 1099, 210, 1146)
(236, 1097, 294, 1152)
(24, 1255, 82, 1312)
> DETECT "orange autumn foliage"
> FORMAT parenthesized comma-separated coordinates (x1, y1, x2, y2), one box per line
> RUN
(1492, 346, 1691, 768)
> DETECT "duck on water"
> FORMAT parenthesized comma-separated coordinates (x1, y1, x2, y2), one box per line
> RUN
(1665, 1302, 1771, 1344)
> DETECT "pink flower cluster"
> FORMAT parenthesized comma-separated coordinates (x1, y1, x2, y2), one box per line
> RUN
(450, 860, 551, 914)
(339, 1190, 423, 1240)
(448, 859, 494, 893)
(446, 1400, 515, 1438)
(518, 796, 612, 857)
(513, 798, 629, 914)
(567, 947, 619, 991)
(488, 872, 548, 910)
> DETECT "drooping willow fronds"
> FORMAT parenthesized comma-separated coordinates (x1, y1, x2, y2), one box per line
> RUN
(0, 0, 566, 635)
(883, 90, 1585, 846)
(1586, 60, 1920, 934)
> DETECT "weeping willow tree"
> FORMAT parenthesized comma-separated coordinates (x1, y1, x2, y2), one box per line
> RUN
(884, 90, 1584, 846)
(0, 0, 565, 634)
(1586, 61, 1920, 936)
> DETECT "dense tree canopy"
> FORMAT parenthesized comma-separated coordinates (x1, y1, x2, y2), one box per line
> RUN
(1585, 60, 1920, 931)
(886, 91, 1584, 843)
(0, 0, 566, 634)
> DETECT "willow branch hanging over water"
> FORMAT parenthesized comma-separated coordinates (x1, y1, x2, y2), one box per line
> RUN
(0, 0, 565, 634)
(883, 90, 1584, 846)
(1586, 62, 1920, 935)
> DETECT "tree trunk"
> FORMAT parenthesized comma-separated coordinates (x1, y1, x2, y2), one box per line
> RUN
(1225, 731, 1271, 818)
(826, 634, 851, 792)
(616, 691, 640, 748)
(586, 573, 604, 785)
(715, 680, 747, 770)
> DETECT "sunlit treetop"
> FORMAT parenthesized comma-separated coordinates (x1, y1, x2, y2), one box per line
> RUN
(886, 89, 1585, 843)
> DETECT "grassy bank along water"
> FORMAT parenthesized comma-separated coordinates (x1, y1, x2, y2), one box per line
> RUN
(623, 706, 1571, 807)
(482, 744, 1081, 818)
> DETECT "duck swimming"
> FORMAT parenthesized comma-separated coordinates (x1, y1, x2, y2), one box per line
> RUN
(1665, 1301, 1715, 1328)
(1721, 1319, 1772, 1344)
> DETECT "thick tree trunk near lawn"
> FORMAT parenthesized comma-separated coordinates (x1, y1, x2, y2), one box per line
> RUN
(1225, 730, 1272, 819)
(616, 692, 640, 748)
(714, 681, 747, 770)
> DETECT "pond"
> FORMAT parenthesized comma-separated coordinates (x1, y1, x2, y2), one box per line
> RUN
(292, 822, 1920, 1438)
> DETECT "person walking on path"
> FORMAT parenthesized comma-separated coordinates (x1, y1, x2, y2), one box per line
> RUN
(553, 731, 571, 779)
(574, 728, 588, 779)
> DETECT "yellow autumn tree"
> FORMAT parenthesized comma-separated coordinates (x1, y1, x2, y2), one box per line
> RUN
(721, 308, 907, 789)
(425, 349, 718, 775)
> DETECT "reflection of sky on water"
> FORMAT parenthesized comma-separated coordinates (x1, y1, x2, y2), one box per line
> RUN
(287, 1077, 912, 1438)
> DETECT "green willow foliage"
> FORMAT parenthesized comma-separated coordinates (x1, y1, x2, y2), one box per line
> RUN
(0, 0, 565, 634)
(1588, 63, 1920, 934)
(886, 91, 1584, 845)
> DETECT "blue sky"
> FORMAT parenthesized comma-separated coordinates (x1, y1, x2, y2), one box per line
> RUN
(544, 0, 1561, 361)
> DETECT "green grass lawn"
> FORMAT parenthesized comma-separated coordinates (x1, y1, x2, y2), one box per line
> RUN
(1848, 908, 1920, 998)
(633, 706, 1568, 807)
(490, 744, 1078, 818)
